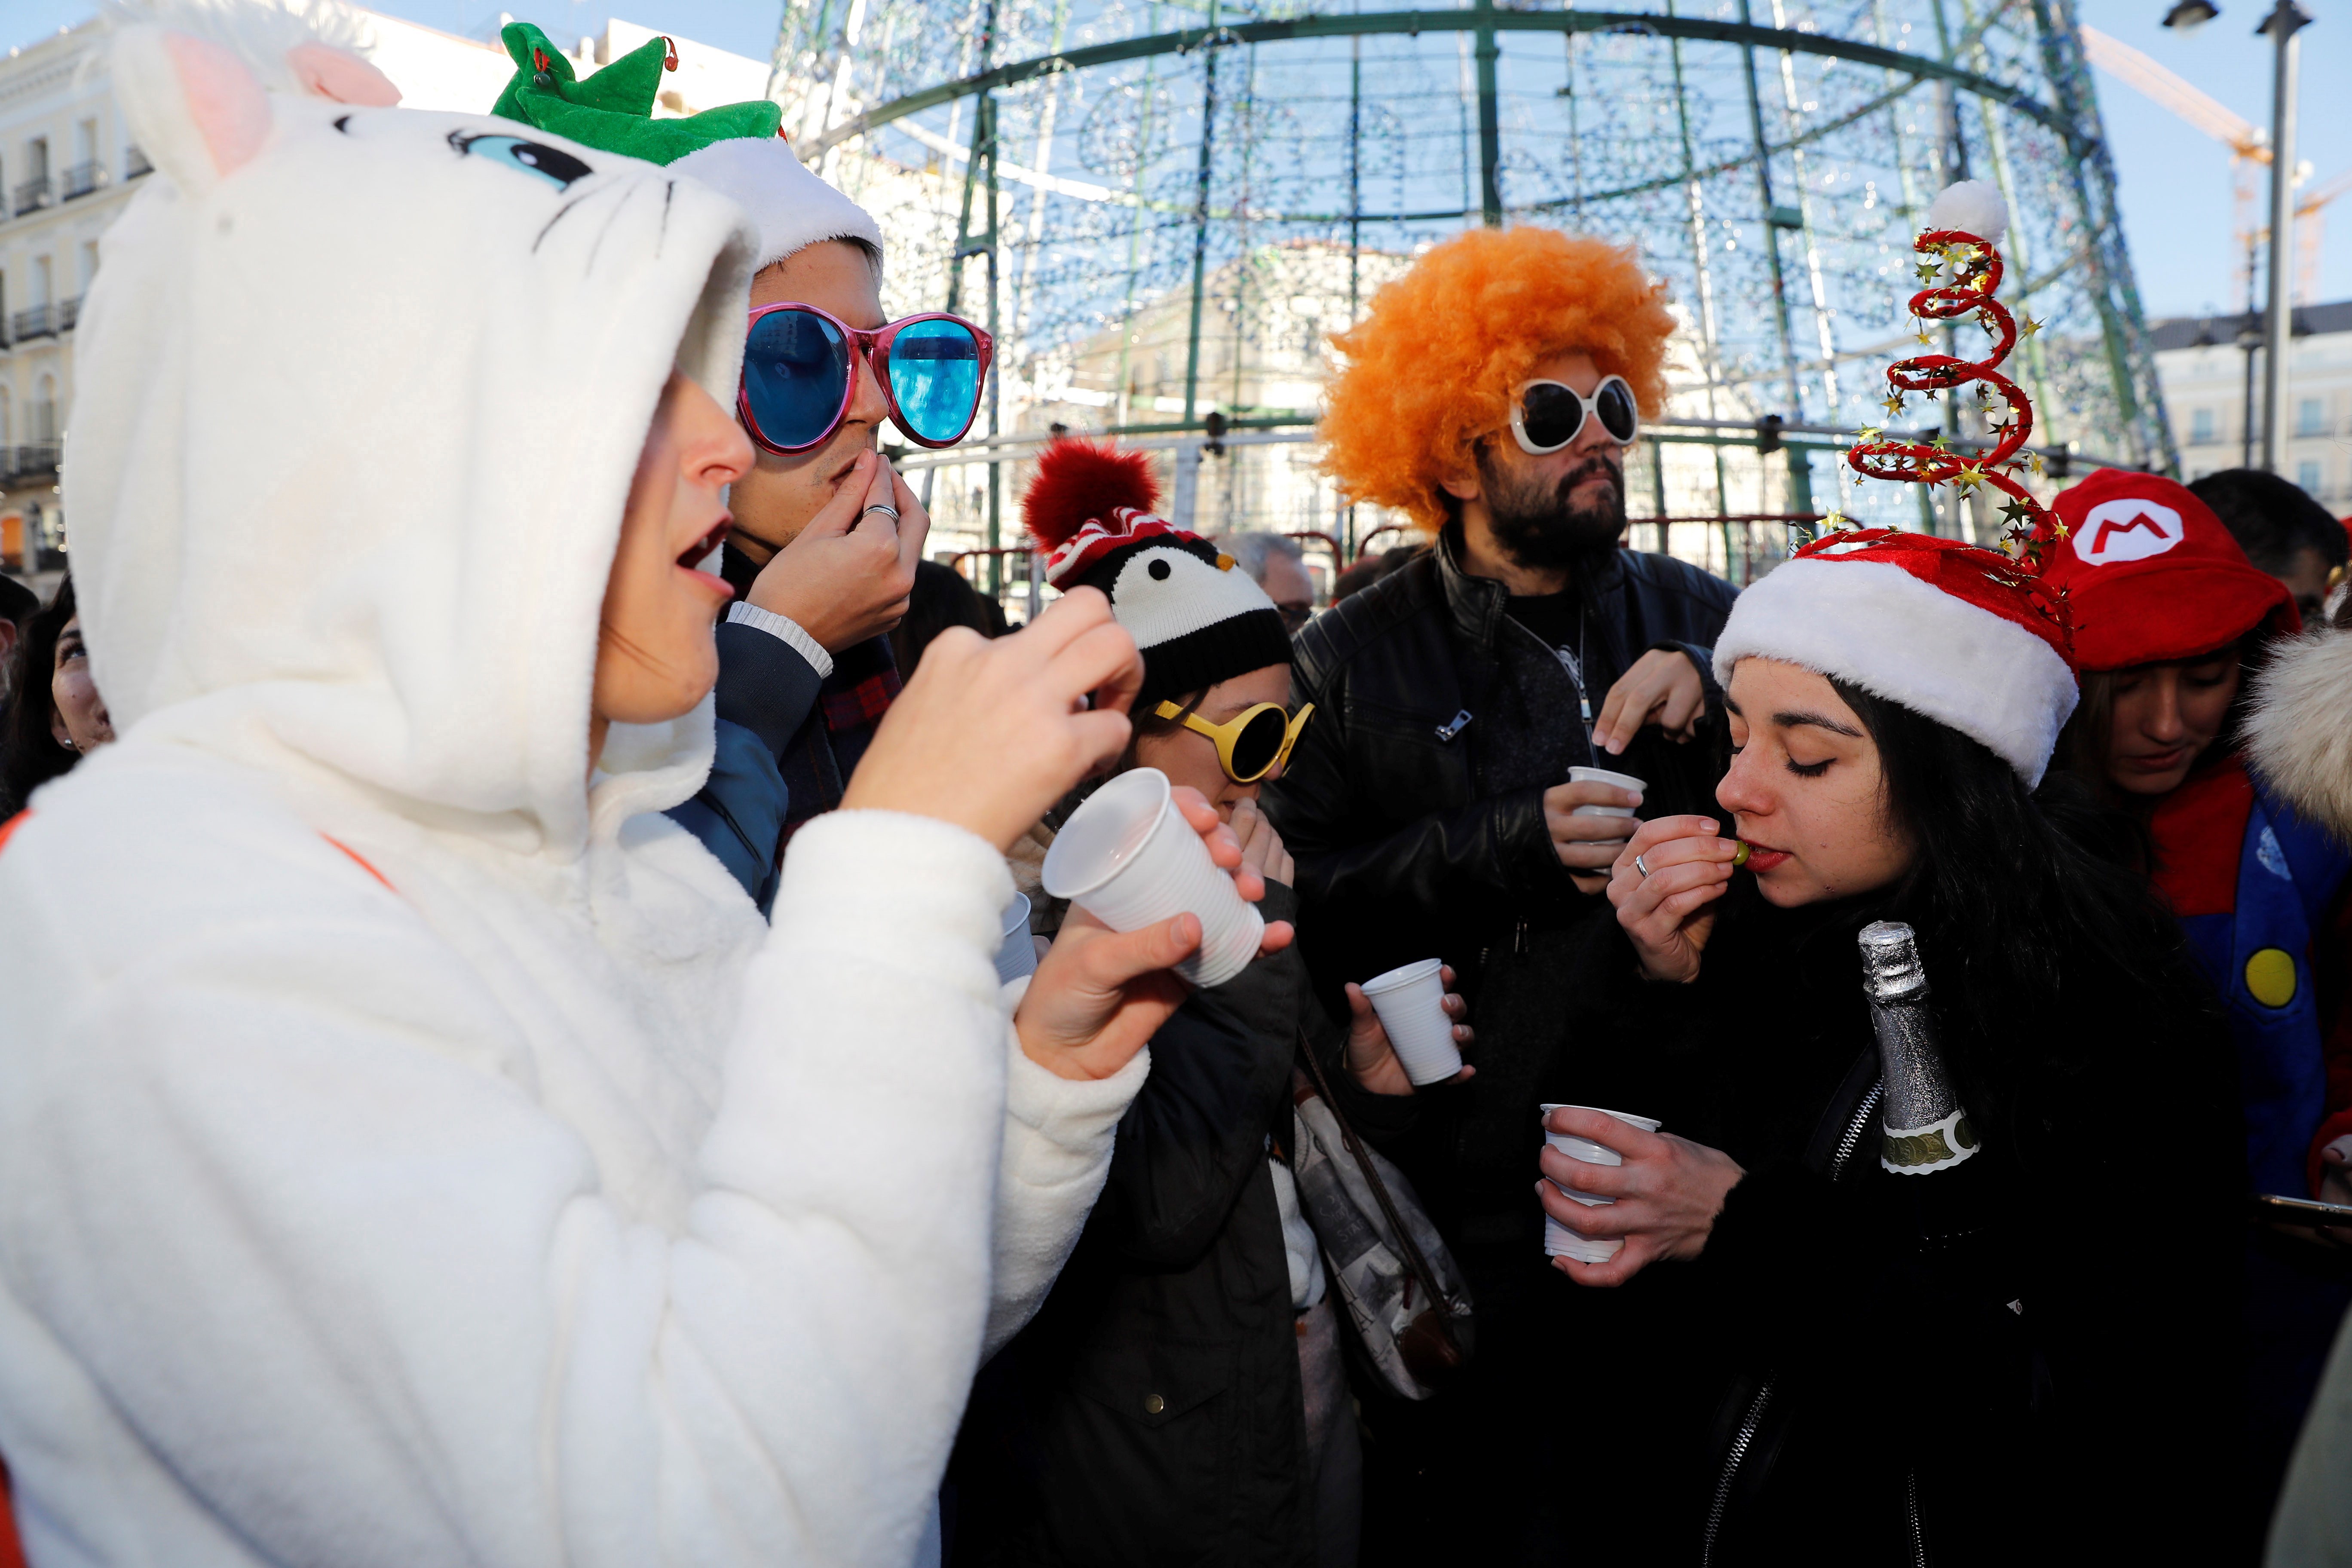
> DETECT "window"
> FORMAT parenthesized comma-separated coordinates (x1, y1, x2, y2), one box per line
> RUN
(79, 242, 98, 295)
(74, 119, 95, 165)
(32, 256, 51, 307)
(2191, 407, 2218, 445)
(26, 137, 47, 180)
(2300, 398, 2327, 439)
(2297, 461, 2323, 495)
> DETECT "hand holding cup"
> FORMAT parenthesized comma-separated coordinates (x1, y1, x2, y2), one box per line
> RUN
(1342, 966, 1472, 1095)
(1543, 777, 1644, 894)
(1017, 786, 1293, 1079)
(1608, 815, 1741, 983)
(1536, 1105, 1744, 1287)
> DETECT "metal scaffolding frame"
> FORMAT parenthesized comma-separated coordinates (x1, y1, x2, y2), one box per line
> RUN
(770, 0, 2173, 579)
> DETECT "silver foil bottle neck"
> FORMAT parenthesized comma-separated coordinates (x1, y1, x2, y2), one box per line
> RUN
(1858, 919, 1978, 1171)
(1858, 920, 1929, 1005)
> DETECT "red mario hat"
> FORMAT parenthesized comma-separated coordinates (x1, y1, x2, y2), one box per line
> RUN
(1714, 529, 2078, 785)
(2042, 469, 2297, 672)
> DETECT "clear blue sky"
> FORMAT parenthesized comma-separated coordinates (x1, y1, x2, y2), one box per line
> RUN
(12, 0, 2349, 318)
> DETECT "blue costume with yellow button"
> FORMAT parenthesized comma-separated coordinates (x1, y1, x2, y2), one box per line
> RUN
(2155, 753, 2352, 1196)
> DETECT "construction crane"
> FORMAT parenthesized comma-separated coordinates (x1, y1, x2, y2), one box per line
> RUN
(2080, 23, 2343, 302)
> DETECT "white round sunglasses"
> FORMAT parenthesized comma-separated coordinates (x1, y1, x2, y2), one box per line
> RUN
(1509, 374, 1642, 455)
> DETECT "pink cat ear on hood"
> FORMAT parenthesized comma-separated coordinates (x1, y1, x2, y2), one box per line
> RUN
(112, 27, 271, 190)
(164, 32, 271, 175)
(288, 42, 401, 107)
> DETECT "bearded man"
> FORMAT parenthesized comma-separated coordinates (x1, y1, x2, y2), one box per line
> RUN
(1264, 227, 1736, 1565)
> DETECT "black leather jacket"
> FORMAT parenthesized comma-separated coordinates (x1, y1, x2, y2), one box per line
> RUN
(1263, 527, 1736, 1246)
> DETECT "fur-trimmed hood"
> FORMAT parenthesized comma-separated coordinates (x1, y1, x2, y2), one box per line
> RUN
(2247, 628, 2352, 840)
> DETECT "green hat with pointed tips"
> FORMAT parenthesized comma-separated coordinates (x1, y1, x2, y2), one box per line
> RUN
(489, 22, 781, 166)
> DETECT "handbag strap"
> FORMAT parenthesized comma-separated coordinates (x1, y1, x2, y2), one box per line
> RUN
(1296, 1031, 1466, 1341)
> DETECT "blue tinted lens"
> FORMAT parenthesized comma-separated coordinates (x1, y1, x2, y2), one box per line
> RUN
(888, 319, 982, 443)
(744, 309, 851, 448)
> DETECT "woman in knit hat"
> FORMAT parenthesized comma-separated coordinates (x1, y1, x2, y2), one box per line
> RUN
(951, 440, 1471, 1568)
(1534, 521, 2237, 1560)
(2039, 471, 2352, 1529)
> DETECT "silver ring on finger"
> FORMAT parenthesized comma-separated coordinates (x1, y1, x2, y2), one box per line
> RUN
(863, 503, 901, 523)
(1634, 851, 1652, 878)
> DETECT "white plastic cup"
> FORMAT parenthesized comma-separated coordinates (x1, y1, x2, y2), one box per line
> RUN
(995, 892, 1038, 986)
(1538, 1103, 1662, 1264)
(1568, 765, 1646, 825)
(1040, 768, 1265, 988)
(1360, 958, 1460, 1086)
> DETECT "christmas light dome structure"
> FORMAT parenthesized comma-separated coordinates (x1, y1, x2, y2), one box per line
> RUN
(769, 0, 2174, 582)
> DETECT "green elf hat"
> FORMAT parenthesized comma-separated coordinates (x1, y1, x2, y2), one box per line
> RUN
(488, 22, 782, 166)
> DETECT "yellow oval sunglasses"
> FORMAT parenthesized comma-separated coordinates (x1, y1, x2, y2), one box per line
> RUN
(1153, 699, 1316, 784)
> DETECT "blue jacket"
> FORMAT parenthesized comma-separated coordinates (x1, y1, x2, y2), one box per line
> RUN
(666, 616, 825, 915)
(2153, 753, 2352, 1197)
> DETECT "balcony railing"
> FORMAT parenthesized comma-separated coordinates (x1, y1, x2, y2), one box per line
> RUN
(125, 145, 152, 178)
(9, 304, 56, 342)
(12, 175, 52, 217)
(59, 294, 81, 332)
(0, 440, 63, 484)
(61, 160, 103, 200)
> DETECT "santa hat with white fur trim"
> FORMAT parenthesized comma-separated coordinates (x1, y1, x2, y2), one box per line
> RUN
(1023, 439, 1292, 711)
(1712, 529, 2079, 785)
(670, 136, 885, 276)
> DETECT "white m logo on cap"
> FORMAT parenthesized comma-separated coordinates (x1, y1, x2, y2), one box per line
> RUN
(2075, 498, 2184, 565)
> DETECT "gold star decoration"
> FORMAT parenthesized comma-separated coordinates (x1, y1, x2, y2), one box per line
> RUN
(1854, 426, 1883, 443)
(1915, 259, 1942, 283)
(2019, 313, 2043, 338)
(1881, 392, 1907, 417)
(1952, 466, 1988, 494)
(1915, 329, 1934, 346)
(1929, 432, 1952, 452)
(1998, 497, 2038, 529)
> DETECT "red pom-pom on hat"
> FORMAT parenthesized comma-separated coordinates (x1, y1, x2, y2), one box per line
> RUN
(1022, 438, 1162, 549)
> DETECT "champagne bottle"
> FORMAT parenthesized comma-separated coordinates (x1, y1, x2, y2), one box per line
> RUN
(1857, 920, 1980, 1176)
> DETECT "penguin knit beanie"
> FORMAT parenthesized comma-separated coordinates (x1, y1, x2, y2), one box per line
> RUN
(1023, 439, 1292, 713)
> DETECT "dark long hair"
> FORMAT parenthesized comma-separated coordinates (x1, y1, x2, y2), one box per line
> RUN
(2, 575, 83, 818)
(1830, 677, 2214, 1165)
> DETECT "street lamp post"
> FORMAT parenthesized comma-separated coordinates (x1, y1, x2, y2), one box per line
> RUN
(2257, 0, 2310, 472)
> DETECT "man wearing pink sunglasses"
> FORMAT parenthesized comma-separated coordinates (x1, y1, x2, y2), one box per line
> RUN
(658, 138, 960, 906)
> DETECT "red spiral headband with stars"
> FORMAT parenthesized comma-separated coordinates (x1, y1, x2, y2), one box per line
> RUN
(1843, 227, 2067, 570)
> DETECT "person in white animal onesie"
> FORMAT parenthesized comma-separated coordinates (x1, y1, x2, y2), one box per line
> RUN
(0, 12, 1292, 1566)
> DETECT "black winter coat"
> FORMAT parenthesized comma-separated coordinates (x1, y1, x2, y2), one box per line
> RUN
(1265, 527, 1736, 1245)
(948, 884, 1316, 1568)
(1553, 878, 2243, 1565)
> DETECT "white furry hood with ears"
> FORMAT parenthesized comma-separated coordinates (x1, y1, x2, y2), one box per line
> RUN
(2247, 628, 2352, 841)
(68, 20, 757, 859)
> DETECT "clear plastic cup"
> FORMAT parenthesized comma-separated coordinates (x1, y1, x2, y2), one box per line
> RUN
(995, 892, 1038, 986)
(1568, 765, 1645, 825)
(1360, 958, 1460, 1085)
(1538, 1103, 1662, 1263)
(1040, 768, 1265, 988)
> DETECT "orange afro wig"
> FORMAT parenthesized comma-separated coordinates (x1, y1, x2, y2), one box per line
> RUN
(1319, 227, 1674, 533)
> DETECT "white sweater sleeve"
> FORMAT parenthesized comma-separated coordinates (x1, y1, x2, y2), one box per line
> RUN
(0, 794, 1014, 1568)
(983, 1019, 1149, 1358)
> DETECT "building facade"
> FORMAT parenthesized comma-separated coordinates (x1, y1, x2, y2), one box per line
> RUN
(2151, 300, 2352, 513)
(0, 9, 736, 575)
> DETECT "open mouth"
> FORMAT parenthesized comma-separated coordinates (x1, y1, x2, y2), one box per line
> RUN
(1739, 839, 1792, 872)
(678, 517, 732, 571)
